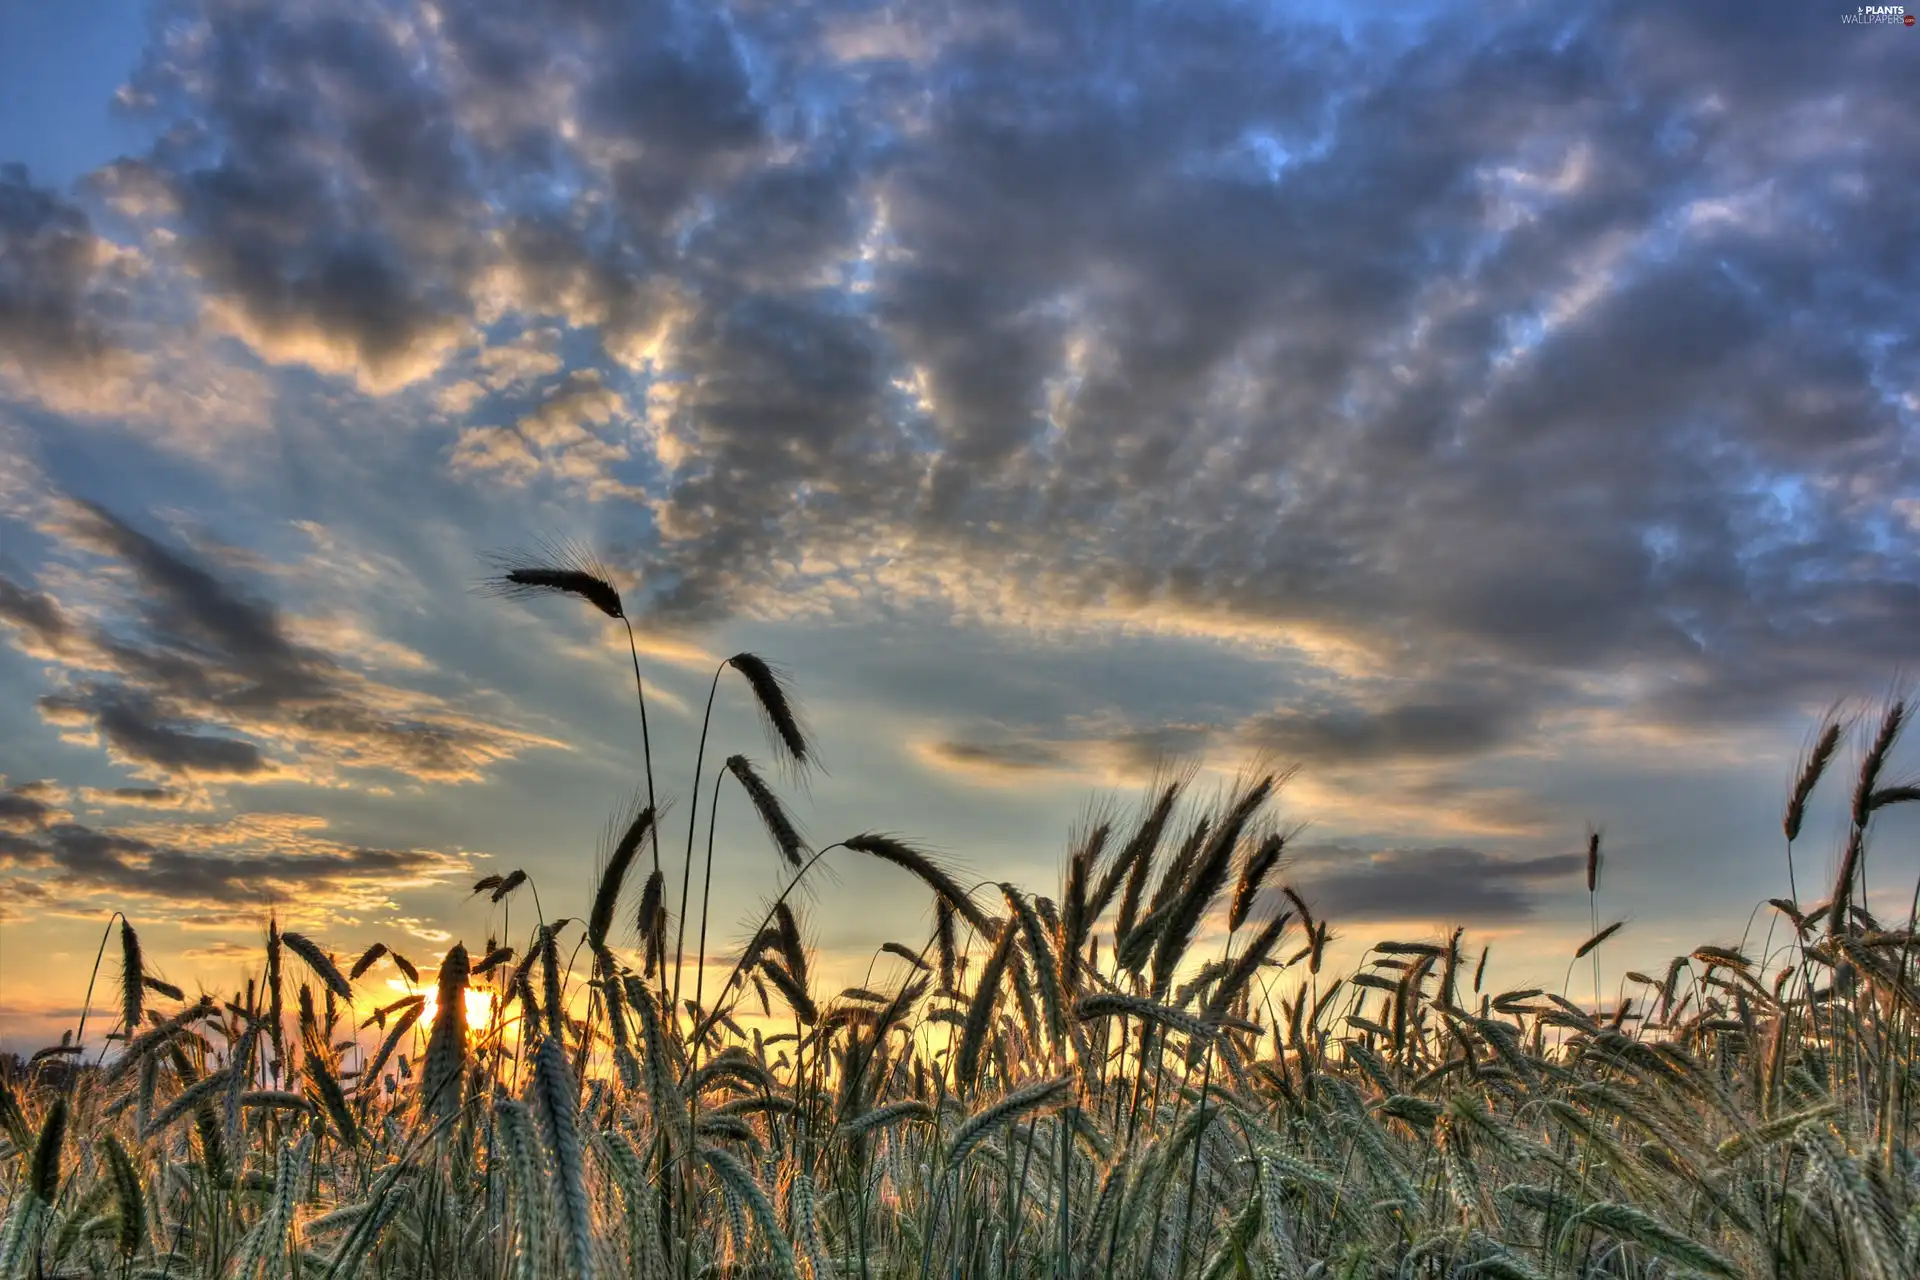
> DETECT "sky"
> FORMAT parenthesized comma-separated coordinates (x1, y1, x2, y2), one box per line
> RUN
(0, 0, 1917, 1051)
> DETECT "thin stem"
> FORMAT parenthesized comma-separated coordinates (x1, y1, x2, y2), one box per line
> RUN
(71, 910, 126, 1092)
(686, 843, 846, 1050)
(622, 620, 662, 877)
(672, 661, 728, 1012)
(686, 768, 729, 1143)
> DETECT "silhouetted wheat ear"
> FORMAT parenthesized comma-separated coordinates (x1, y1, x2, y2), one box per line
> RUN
(421, 943, 469, 1122)
(935, 897, 959, 994)
(761, 957, 819, 1025)
(266, 916, 284, 1056)
(1004, 884, 1066, 1050)
(1852, 697, 1907, 829)
(634, 868, 667, 978)
(390, 951, 420, 984)
(1829, 827, 1866, 939)
(348, 942, 388, 981)
(1150, 815, 1213, 918)
(30, 1096, 66, 1202)
(1153, 774, 1276, 996)
(1576, 921, 1625, 959)
(143, 974, 183, 1001)
(538, 924, 564, 1043)
(772, 902, 810, 990)
(1585, 827, 1602, 894)
(882, 941, 930, 970)
(1105, 775, 1187, 936)
(590, 802, 654, 952)
(844, 833, 992, 934)
(1059, 822, 1102, 993)
(479, 539, 625, 620)
(726, 755, 807, 869)
(280, 932, 353, 1001)
(1205, 910, 1292, 1020)
(1786, 711, 1848, 842)
(531, 1033, 595, 1280)
(118, 919, 144, 1034)
(726, 652, 814, 775)
(1229, 831, 1287, 933)
(956, 912, 1018, 1087)
(491, 868, 529, 903)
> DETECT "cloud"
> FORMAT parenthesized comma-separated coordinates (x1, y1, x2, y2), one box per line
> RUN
(1, 808, 470, 920)
(0, 165, 125, 381)
(917, 720, 1221, 785)
(449, 368, 641, 497)
(83, 692, 275, 776)
(921, 738, 1069, 779)
(118, 5, 487, 393)
(1243, 696, 1528, 767)
(0, 575, 78, 657)
(0, 168, 275, 444)
(77, 786, 203, 811)
(0, 779, 70, 832)
(389, 916, 452, 944)
(179, 939, 265, 962)
(1281, 843, 1584, 924)
(0, 499, 561, 786)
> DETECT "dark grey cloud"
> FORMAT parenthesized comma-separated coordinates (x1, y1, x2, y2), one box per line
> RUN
(927, 739, 1067, 774)
(3, 815, 464, 909)
(55, 692, 271, 777)
(0, 780, 63, 833)
(43, 0, 1920, 770)
(1245, 697, 1525, 767)
(0, 165, 119, 374)
(64, 499, 329, 703)
(0, 576, 74, 652)
(1103, 726, 1219, 779)
(111, 1, 488, 389)
(0, 500, 553, 784)
(1283, 843, 1583, 924)
(82, 786, 192, 809)
(920, 721, 1220, 782)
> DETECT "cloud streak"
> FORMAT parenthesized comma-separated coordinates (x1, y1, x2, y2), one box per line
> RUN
(1, 499, 561, 787)
(1280, 843, 1584, 925)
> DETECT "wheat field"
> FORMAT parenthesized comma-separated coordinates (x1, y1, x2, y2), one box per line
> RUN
(2, 557, 1917, 1279)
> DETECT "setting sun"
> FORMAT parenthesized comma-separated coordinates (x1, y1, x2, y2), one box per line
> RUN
(406, 982, 495, 1038)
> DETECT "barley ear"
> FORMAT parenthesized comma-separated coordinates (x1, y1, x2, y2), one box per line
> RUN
(531, 1033, 595, 1280)
(118, 918, 145, 1035)
(726, 652, 815, 777)
(590, 801, 654, 952)
(280, 931, 353, 1001)
(701, 1145, 798, 1277)
(348, 943, 388, 981)
(493, 1097, 547, 1280)
(479, 539, 625, 620)
(1786, 710, 1847, 842)
(844, 834, 993, 934)
(420, 943, 470, 1124)
(1575, 921, 1625, 960)
(727, 755, 808, 869)
(100, 1133, 146, 1259)
(947, 1075, 1072, 1168)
